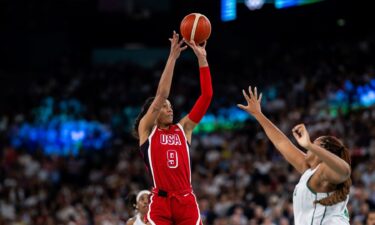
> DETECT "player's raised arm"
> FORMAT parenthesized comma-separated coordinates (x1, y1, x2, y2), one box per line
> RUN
(136, 31, 187, 144)
(237, 86, 308, 174)
(292, 124, 351, 183)
(179, 40, 213, 143)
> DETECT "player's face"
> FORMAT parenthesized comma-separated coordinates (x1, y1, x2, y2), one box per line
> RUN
(367, 212, 375, 225)
(137, 193, 150, 214)
(157, 100, 173, 125)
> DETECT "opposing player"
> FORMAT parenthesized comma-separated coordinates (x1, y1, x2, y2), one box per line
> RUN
(126, 190, 151, 225)
(133, 31, 213, 225)
(238, 86, 351, 225)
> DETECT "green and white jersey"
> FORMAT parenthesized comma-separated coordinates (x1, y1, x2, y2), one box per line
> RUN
(134, 213, 147, 225)
(293, 165, 350, 225)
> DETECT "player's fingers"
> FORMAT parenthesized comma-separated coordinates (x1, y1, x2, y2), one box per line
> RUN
(173, 34, 180, 43)
(189, 40, 197, 47)
(242, 89, 251, 102)
(237, 104, 246, 110)
(297, 124, 305, 130)
(202, 41, 207, 48)
(292, 125, 298, 132)
(178, 38, 185, 46)
(254, 87, 258, 99)
(174, 35, 179, 42)
(183, 39, 192, 47)
(292, 130, 300, 140)
(293, 125, 303, 134)
(258, 93, 263, 102)
(248, 86, 255, 99)
(181, 45, 188, 51)
(299, 126, 307, 135)
(172, 31, 177, 39)
(294, 125, 304, 134)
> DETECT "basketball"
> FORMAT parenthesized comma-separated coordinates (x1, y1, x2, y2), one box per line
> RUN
(180, 13, 211, 44)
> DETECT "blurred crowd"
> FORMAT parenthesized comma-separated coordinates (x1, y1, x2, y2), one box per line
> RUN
(1, 34, 375, 225)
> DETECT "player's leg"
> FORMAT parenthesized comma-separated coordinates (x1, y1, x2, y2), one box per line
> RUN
(173, 192, 203, 225)
(147, 194, 173, 225)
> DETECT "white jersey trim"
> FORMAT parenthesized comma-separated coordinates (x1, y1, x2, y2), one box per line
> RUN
(134, 213, 147, 225)
(192, 192, 202, 225)
(148, 126, 158, 188)
(147, 194, 156, 225)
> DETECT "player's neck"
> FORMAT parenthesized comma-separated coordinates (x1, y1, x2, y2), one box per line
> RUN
(157, 123, 170, 130)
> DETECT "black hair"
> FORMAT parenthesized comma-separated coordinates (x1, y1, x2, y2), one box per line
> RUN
(124, 193, 137, 210)
(132, 97, 155, 139)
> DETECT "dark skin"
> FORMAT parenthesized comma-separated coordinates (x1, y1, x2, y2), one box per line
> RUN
(238, 86, 351, 193)
(126, 193, 150, 225)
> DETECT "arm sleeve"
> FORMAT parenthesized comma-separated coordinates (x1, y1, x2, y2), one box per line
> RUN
(188, 66, 213, 123)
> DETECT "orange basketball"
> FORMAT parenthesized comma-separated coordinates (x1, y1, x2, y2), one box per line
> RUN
(180, 13, 211, 44)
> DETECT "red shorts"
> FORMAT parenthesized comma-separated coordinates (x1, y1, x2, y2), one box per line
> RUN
(147, 188, 203, 225)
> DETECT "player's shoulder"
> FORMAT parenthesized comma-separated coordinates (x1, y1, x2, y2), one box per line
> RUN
(126, 217, 136, 225)
(171, 123, 180, 128)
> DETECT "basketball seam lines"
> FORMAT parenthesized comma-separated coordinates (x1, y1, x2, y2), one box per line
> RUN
(190, 13, 202, 42)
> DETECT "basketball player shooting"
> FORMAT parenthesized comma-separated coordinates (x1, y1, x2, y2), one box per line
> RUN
(133, 31, 213, 225)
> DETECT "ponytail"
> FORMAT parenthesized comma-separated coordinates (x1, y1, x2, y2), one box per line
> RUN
(314, 137, 351, 206)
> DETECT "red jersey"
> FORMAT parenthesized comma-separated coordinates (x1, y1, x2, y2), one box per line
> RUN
(140, 124, 192, 191)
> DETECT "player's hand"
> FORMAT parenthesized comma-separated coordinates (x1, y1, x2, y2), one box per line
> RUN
(184, 40, 207, 62)
(292, 124, 312, 149)
(169, 31, 188, 60)
(237, 86, 263, 116)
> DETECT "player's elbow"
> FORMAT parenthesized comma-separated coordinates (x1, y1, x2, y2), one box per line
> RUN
(335, 164, 351, 183)
(341, 164, 351, 180)
(156, 90, 169, 99)
(202, 90, 213, 101)
(205, 92, 213, 101)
